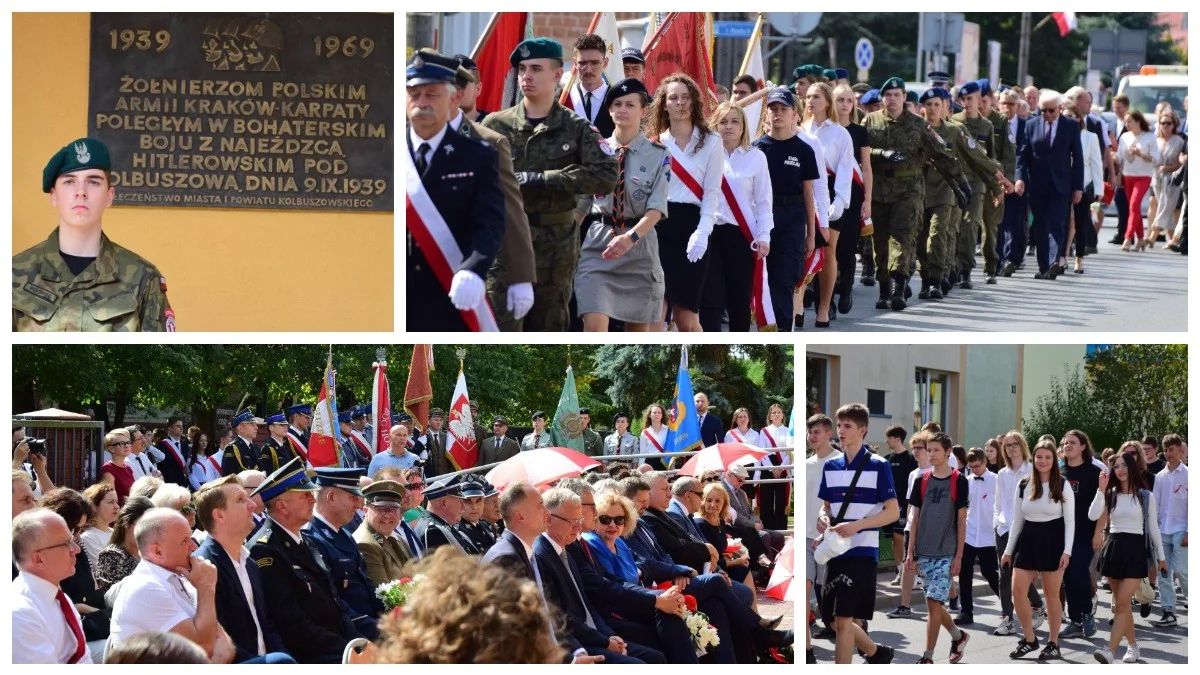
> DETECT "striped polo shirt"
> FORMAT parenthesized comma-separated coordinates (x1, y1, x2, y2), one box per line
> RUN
(818, 446, 898, 560)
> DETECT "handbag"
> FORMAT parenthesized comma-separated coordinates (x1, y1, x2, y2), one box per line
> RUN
(1101, 180, 1115, 205)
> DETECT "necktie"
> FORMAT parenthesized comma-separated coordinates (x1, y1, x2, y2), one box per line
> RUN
(613, 145, 628, 225)
(55, 589, 87, 664)
(403, 523, 423, 558)
(137, 455, 149, 475)
(1047, 121, 1054, 146)
(496, 437, 501, 450)
(415, 142, 430, 174)
(534, 433, 540, 448)
(561, 550, 596, 628)
(584, 90, 593, 122)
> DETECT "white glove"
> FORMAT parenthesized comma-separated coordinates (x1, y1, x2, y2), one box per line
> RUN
(448, 270, 485, 310)
(506, 282, 534, 320)
(686, 229, 711, 263)
(828, 198, 846, 223)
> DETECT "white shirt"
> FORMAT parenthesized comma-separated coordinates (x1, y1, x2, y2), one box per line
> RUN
(11, 571, 94, 664)
(755, 425, 792, 478)
(1004, 479, 1076, 556)
(802, 117, 855, 213)
(1088, 491, 1164, 561)
(796, 127, 831, 229)
(409, 123, 449, 168)
(269, 516, 305, 545)
(660, 126, 725, 236)
(1117, 130, 1161, 177)
(640, 425, 668, 455)
(965, 470, 998, 548)
(189, 457, 222, 491)
(227, 544, 267, 656)
(715, 145, 774, 244)
(804, 449, 842, 539)
(448, 109, 466, 133)
(1153, 462, 1188, 535)
(110, 559, 198, 650)
(80, 527, 110, 572)
(128, 452, 156, 480)
(724, 427, 760, 447)
(993, 460, 1032, 537)
(571, 82, 609, 125)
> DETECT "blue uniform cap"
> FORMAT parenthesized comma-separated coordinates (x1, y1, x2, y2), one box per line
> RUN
(958, 81, 981, 97)
(425, 474, 466, 500)
(232, 408, 263, 427)
(287, 403, 312, 417)
(395, 412, 412, 423)
(951, 101, 964, 114)
(312, 467, 367, 496)
(337, 410, 353, 423)
(834, 68, 850, 80)
(350, 405, 366, 419)
(406, 51, 460, 88)
(264, 413, 287, 425)
(621, 47, 645, 64)
(766, 87, 797, 108)
(920, 87, 950, 103)
(927, 71, 952, 85)
(879, 76, 906, 94)
(479, 480, 500, 498)
(976, 78, 993, 96)
(251, 456, 319, 503)
(860, 89, 881, 105)
(458, 479, 486, 499)
(510, 37, 564, 68)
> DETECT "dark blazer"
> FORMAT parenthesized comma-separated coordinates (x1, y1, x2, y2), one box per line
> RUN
(155, 437, 191, 488)
(698, 412, 724, 448)
(1016, 114, 1084, 196)
(221, 437, 259, 477)
(641, 507, 710, 573)
(303, 515, 384, 641)
(480, 435, 521, 466)
(567, 540, 657, 623)
(258, 438, 295, 475)
(483, 531, 583, 656)
(626, 523, 694, 584)
(456, 519, 497, 553)
(533, 535, 616, 649)
(422, 428, 454, 478)
(195, 537, 287, 663)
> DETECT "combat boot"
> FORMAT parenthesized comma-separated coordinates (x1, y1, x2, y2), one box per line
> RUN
(890, 274, 908, 311)
(918, 279, 931, 299)
(941, 275, 952, 297)
(837, 266, 855, 315)
(875, 281, 891, 309)
(960, 270, 974, 289)
(904, 275, 913, 299)
(860, 255, 876, 286)
(929, 281, 943, 300)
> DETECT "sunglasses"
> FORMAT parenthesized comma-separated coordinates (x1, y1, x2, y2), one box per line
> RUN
(597, 515, 626, 526)
(702, 476, 722, 483)
(179, 503, 196, 516)
(1040, 107, 1059, 114)
(407, 482, 425, 490)
(690, 491, 705, 498)
(1160, 120, 1174, 126)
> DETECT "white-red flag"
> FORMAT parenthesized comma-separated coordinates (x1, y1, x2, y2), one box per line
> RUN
(737, 14, 767, 140)
(1052, 12, 1077, 36)
(803, 246, 825, 288)
(309, 352, 341, 467)
(371, 355, 392, 452)
(445, 366, 479, 470)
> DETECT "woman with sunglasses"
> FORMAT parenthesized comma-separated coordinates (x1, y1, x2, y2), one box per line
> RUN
(401, 468, 427, 526)
(580, 491, 641, 586)
(1115, 109, 1161, 251)
(993, 431, 1046, 637)
(99, 428, 136, 505)
(1146, 109, 1185, 247)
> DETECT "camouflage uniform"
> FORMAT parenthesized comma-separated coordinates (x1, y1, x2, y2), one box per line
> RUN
(862, 108, 960, 308)
(482, 102, 618, 331)
(12, 228, 173, 331)
(985, 108, 1016, 274)
(949, 112, 996, 278)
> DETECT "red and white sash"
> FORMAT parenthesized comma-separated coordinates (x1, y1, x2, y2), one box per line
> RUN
(207, 454, 221, 474)
(729, 428, 745, 444)
(760, 427, 788, 470)
(660, 138, 706, 202)
(286, 431, 311, 466)
(350, 430, 374, 458)
(161, 437, 186, 472)
(719, 161, 776, 330)
(404, 146, 499, 332)
(642, 427, 667, 454)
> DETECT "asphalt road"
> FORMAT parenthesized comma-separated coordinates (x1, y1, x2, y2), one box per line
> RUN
(801, 223, 1188, 332)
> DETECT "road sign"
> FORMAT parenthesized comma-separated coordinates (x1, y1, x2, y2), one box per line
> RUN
(921, 13, 964, 55)
(855, 38, 874, 70)
(765, 12, 822, 37)
(714, 21, 755, 39)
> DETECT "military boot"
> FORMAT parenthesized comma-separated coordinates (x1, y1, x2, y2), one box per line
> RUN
(960, 270, 974, 290)
(860, 254, 876, 286)
(904, 275, 913, 299)
(929, 281, 944, 300)
(889, 274, 908, 310)
(918, 279, 931, 299)
(875, 281, 891, 309)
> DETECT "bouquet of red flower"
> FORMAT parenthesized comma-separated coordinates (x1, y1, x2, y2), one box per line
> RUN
(724, 537, 749, 564)
(656, 583, 719, 656)
(375, 575, 422, 611)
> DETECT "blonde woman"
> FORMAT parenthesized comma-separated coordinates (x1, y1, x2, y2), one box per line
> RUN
(699, 102, 773, 332)
(693, 482, 757, 605)
(832, 83, 872, 315)
(1146, 108, 1185, 247)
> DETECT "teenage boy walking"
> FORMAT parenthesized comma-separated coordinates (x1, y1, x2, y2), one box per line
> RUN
(957, 448, 1001, 626)
(805, 414, 843, 664)
(888, 432, 930, 619)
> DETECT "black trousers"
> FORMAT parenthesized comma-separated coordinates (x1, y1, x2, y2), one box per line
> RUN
(757, 481, 791, 531)
(1114, 185, 1130, 240)
(699, 225, 755, 332)
(959, 544, 1000, 615)
(1065, 536, 1095, 622)
(1072, 190, 1096, 256)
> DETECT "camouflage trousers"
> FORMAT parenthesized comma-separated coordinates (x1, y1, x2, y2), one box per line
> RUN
(486, 256, 522, 332)
(917, 203, 955, 281)
(523, 218, 579, 332)
(981, 188, 1005, 275)
(872, 193, 923, 279)
(955, 179, 986, 273)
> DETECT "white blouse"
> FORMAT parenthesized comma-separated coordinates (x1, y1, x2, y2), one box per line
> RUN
(640, 425, 669, 456)
(660, 126, 725, 237)
(189, 458, 221, 491)
(1079, 127, 1104, 193)
(1088, 491, 1165, 561)
(724, 427, 760, 447)
(795, 128, 831, 229)
(715, 145, 774, 244)
(802, 117, 855, 215)
(755, 424, 792, 478)
(1117, 130, 1161, 177)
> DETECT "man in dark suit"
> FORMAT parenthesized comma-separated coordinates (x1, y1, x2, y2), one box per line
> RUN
(156, 416, 191, 488)
(406, 51, 506, 332)
(694, 392, 724, 448)
(998, 89, 1030, 276)
(1015, 89, 1084, 278)
(222, 409, 262, 476)
(634, 473, 716, 574)
(480, 416, 521, 466)
(248, 458, 363, 663)
(535, 487, 664, 663)
(413, 474, 479, 554)
(420, 408, 453, 477)
(194, 475, 292, 663)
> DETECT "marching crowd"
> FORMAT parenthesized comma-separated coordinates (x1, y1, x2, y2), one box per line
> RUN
(11, 394, 795, 664)
(805, 404, 1188, 663)
(406, 31, 1188, 332)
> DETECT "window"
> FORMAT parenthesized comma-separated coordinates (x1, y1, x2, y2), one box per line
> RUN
(914, 368, 950, 433)
(806, 355, 830, 417)
(866, 389, 886, 416)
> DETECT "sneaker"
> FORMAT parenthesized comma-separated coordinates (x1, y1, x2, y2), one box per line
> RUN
(1140, 600, 1153, 618)
(887, 605, 914, 618)
(1122, 644, 1140, 663)
(865, 644, 895, 664)
(1092, 594, 1099, 616)
(915, 576, 924, 589)
(1031, 606, 1047, 630)
(993, 617, 1017, 636)
(1039, 641, 1062, 660)
(814, 626, 837, 641)
(1059, 622, 1084, 638)
(1093, 647, 1114, 663)
(1100, 579, 1110, 591)
(891, 571, 903, 585)
(949, 630, 970, 664)
(1010, 639, 1039, 659)
(949, 596, 960, 612)
(806, 647, 817, 664)
(1153, 611, 1178, 627)
(1083, 612, 1097, 637)
(917, 656, 935, 664)
(954, 613, 974, 626)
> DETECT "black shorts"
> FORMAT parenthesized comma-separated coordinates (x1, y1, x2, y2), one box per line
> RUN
(820, 555, 878, 620)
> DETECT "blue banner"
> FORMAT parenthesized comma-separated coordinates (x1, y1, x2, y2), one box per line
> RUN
(664, 347, 704, 460)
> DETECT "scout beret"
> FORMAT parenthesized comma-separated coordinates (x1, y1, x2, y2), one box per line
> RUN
(43, 138, 111, 193)
(920, 87, 950, 103)
(860, 89, 881, 105)
(363, 480, 406, 507)
(767, 87, 797, 108)
(906, 90, 920, 104)
(287, 403, 312, 417)
(264, 413, 287, 425)
(406, 50, 459, 87)
(510, 37, 563, 67)
(252, 457, 319, 502)
(822, 68, 838, 81)
(232, 408, 263, 427)
(834, 68, 850, 80)
(976, 78, 993, 96)
(603, 78, 650, 110)
(879, 76, 906, 94)
(312, 467, 367, 495)
(621, 47, 645, 64)
(958, 80, 981, 97)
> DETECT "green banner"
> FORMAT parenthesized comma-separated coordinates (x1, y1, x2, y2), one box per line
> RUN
(551, 365, 584, 451)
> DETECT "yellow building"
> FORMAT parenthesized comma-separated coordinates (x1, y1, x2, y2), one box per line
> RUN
(12, 13, 393, 331)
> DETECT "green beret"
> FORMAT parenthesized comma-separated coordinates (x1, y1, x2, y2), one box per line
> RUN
(822, 68, 838, 81)
(510, 37, 563, 68)
(43, 138, 111, 193)
(906, 90, 919, 104)
(879, 76, 906, 94)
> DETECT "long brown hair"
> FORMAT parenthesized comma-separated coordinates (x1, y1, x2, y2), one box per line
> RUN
(1022, 442, 1065, 503)
(803, 81, 834, 123)
(1063, 429, 1094, 464)
(648, 74, 713, 150)
(1105, 451, 1150, 514)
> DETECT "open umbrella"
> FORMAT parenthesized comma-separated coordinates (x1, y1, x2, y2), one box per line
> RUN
(676, 442, 769, 477)
(485, 447, 602, 491)
(764, 536, 795, 601)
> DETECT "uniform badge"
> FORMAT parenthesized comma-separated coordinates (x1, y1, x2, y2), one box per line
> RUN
(444, 144, 454, 155)
(164, 308, 176, 332)
(74, 141, 90, 164)
(412, 54, 424, 69)
(620, 84, 628, 92)
(255, 557, 273, 568)
(633, 189, 646, 201)
(563, 143, 571, 151)
(518, 44, 531, 58)
(631, 176, 640, 184)
(160, 276, 168, 292)
(598, 139, 615, 156)
(966, 136, 977, 149)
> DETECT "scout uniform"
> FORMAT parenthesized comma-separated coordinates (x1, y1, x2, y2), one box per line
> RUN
(13, 138, 173, 331)
(413, 475, 480, 554)
(222, 408, 263, 476)
(861, 76, 962, 310)
(260, 413, 297, 474)
(520, 411, 555, 451)
(482, 37, 619, 332)
(950, 81, 997, 286)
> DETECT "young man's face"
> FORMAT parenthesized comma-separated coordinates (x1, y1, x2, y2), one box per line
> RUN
(574, 48, 607, 89)
(733, 82, 753, 101)
(808, 423, 832, 449)
(1164, 442, 1182, 463)
(1142, 444, 1158, 461)
(836, 418, 866, 448)
(927, 441, 948, 466)
(51, 169, 113, 230)
(968, 460, 987, 477)
(911, 440, 928, 466)
(623, 62, 644, 80)
(517, 59, 561, 100)
(886, 435, 904, 451)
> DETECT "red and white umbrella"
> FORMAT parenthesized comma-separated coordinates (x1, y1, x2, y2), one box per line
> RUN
(764, 536, 795, 601)
(485, 447, 602, 491)
(676, 442, 769, 476)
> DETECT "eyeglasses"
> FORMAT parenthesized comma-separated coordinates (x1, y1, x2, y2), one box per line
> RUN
(690, 491, 705, 498)
(179, 503, 196, 516)
(1004, 442, 1021, 449)
(551, 513, 585, 526)
(1040, 107, 1059, 114)
(108, 441, 132, 448)
(407, 482, 425, 490)
(911, 446, 926, 451)
(370, 506, 402, 515)
(597, 515, 626, 526)
(702, 476, 722, 483)
(35, 539, 79, 554)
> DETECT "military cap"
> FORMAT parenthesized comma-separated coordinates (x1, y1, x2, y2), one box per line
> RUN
(622, 47, 646, 64)
(579, 407, 591, 416)
(312, 466, 367, 495)
(454, 53, 479, 71)
(232, 408, 264, 427)
(879, 76, 906, 94)
(337, 409, 354, 423)
(492, 415, 509, 426)
(603, 78, 651, 110)
(767, 87, 797, 108)
(860, 89, 881, 105)
(920, 87, 950, 103)
(264, 413, 287, 425)
(43, 138, 112, 194)
(531, 410, 548, 421)
(425, 474, 467, 500)
(363, 480, 406, 507)
(287, 403, 312, 417)
(364, 403, 373, 415)
(790, 66, 806, 81)
(395, 412, 413, 423)
(822, 68, 838, 81)
(927, 71, 952, 86)
(834, 68, 850, 80)
(406, 50, 459, 88)
(469, 401, 479, 410)
(459, 479, 486, 499)
(252, 456, 319, 502)
(851, 82, 871, 94)
(429, 408, 445, 419)
(350, 405, 367, 419)
(906, 90, 919, 104)
(479, 480, 500, 498)
(510, 37, 563, 67)
(976, 78, 993, 96)
(958, 80, 981, 97)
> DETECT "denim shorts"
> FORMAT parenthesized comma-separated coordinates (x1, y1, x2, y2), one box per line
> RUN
(917, 556, 953, 603)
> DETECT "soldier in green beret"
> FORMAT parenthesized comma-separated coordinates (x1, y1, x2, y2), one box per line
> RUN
(13, 138, 174, 331)
(482, 37, 618, 332)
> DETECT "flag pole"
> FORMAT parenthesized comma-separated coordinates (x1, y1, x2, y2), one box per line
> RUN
(737, 14, 763, 77)
(1033, 14, 1053, 31)
(470, 12, 502, 61)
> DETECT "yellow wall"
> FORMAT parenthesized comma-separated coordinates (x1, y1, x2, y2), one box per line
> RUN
(12, 13, 393, 331)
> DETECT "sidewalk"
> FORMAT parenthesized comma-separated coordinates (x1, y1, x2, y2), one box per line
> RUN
(873, 568, 996, 611)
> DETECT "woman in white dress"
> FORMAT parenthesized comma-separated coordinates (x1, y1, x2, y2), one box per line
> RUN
(80, 482, 120, 572)
(1146, 107, 1185, 247)
(639, 403, 670, 470)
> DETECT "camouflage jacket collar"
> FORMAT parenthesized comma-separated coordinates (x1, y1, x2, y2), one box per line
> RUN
(515, 100, 566, 132)
(36, 227, 120, 285)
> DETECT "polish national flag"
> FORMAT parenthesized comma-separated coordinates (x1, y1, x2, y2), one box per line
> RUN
(1052, 12, 1077, 37)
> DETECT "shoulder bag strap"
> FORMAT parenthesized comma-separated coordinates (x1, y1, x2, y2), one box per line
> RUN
(833, 450, 870, 525)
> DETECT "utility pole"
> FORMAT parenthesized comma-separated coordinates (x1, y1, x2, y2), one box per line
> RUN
(916, 12, 925, 82)
(406, 13, 437, 55)
(1017, 12, 1031, 86)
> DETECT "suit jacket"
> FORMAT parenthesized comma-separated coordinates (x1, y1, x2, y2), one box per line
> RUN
(480, 435, 520, 466)
(481, 529, 535, 580)
(567, 83, 616, 138)
(1016, 114, 1084, 196)
(724, 479, 760, 530)
(195, 537, 287, 663)
(534, 535, 615, 649)
(156, 437, 191, 488)
(248, 518, 360, 663)
(303, 515, 384, 640)
(641, 507, 710, 573)
(567, 539, 657, 623)
(353, 521, 412, 586)
(456, 114, 536, 286)
(625, 523, 694, 585)
(665, 499, 704, 539)
(222, 437, 259, 476)
(697, 413, 724, 448)
(423, 428, 454, 478)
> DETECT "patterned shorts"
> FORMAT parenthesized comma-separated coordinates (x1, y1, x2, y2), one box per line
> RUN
(916, 556, 953, 603)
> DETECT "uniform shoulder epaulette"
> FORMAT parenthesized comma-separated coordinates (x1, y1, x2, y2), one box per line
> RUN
(256, 534, 270, 544)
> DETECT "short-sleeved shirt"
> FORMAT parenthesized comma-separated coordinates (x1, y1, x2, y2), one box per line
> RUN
(100, 462, 135, 505)
(367, 450, 421, 478)
(753, 134, 820, 199)
(818, 447, 897, 560)
(889, 450, 919, 511)
(910, 470, 970, 558)
(109, 560, 197, 649)
(1062, 461, 1101, 542)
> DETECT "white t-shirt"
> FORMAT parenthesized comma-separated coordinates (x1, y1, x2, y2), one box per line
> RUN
(1004, 479, 1076, 556)
(1088, 491, 1164, 561)
(79, 527, 110, 572)
(805, 448, 842, 539)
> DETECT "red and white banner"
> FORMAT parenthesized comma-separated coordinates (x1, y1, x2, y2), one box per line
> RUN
(472, 12, 532, 114)
(372, 358, 393, 453)
(641, 12, 718, 115)
(446, 368, 479, 471)
(286, 432, 310, 467)
(1052, 12, 1077, 37)
(719, 163, 777, 330)
(309, 353, 341, 467)
(405, 152, 500, 332)
(802, 246, 824, 289)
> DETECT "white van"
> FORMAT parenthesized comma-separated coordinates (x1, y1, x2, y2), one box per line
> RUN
(1115, 65, 1188, 131)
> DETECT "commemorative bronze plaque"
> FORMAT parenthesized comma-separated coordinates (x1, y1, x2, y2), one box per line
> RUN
(88, 13, 393, 212)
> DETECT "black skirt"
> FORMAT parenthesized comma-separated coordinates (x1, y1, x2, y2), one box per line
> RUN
(1014, 518, 1067, 572)
(656, 202, 712, 311)
(1099, 532, 1149, 580)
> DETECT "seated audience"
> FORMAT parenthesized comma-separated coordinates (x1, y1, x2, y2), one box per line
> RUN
(80, 483, 120, 572)
(354, 480, 413, 585)
(105, 631, 209, 664)
(11, 508, 94, 663)
(95, 496, 155, 593)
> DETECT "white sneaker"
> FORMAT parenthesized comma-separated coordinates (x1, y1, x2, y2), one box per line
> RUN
(1093, 648, 1114, 664)
(993, 618, 1016, 636)
(1032, 607, 1047, 630)
(1122, 644, 1140, 663)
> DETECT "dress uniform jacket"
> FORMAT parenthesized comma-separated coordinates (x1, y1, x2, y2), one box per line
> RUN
(303, 516, 384, 640)
(248, 518, 361, 663)
(353, 521, 412, 586)
(520, 431, 555, 452)
(258, 438, 295, 475)
(414, 510, 478, 554)
(406, 125, 506, 332)
(155, 437, 191, 489)
(13, 228, 173, 332)
(194, 536, 287, 663)
(340, 437, 370, 469)
(480, 435, 520, 465)
(422, 428, 454, 478)
(456, 519, 497, 553)
(222, 437, 260, 476)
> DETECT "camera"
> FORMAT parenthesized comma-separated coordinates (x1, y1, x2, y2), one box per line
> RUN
(20, 438, 47, 455)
